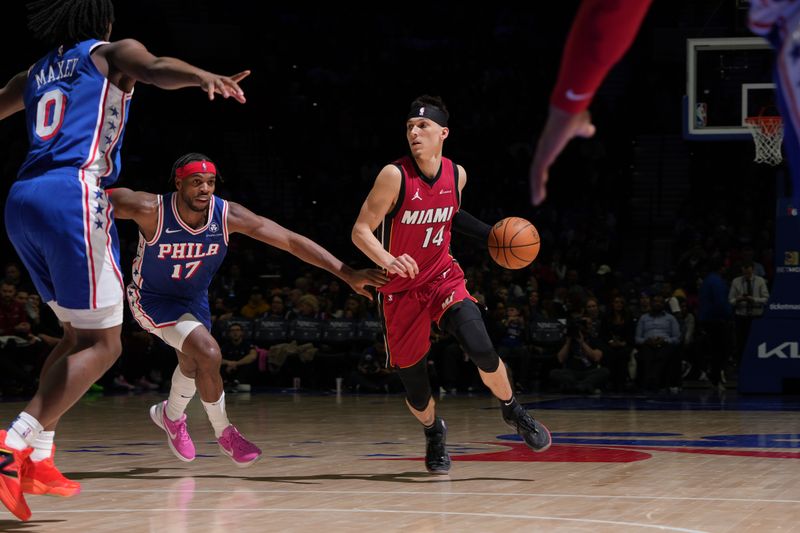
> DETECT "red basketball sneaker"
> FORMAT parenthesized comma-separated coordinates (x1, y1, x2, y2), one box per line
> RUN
(0, 430, 32, 521)
(21, 446, 81, 497)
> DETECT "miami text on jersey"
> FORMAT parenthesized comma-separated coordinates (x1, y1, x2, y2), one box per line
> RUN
(400, 206, 455, 225)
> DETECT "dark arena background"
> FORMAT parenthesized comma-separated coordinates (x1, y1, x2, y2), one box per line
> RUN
(0, 2, 798, 531)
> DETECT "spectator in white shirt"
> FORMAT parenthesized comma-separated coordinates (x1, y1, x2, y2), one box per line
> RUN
(728, 261, 769, 364)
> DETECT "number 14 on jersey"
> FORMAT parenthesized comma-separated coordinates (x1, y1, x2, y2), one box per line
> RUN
(422, 226, 445, 248)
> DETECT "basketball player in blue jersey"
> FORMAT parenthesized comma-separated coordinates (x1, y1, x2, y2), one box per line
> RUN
(110, 153, 388, 468)
(750, 1, 800, 200)
(0, 0, 249, 521)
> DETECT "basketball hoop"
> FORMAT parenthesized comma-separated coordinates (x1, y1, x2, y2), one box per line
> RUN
(744, 116, 784, 166)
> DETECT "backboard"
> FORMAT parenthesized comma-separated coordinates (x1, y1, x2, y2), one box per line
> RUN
(685, 37, 776, 140)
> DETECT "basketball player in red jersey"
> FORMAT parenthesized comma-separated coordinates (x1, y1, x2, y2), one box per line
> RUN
(529, 0, 652, 206)
(352, 95, 551, 474)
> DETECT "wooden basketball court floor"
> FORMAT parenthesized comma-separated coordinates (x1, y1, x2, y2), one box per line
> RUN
(0, 391, 798, 532)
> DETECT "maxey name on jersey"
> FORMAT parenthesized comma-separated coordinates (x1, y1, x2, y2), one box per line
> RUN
(33, 57, 79, 89)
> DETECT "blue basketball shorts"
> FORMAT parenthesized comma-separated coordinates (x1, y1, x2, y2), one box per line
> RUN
(5, 171, 123, 327)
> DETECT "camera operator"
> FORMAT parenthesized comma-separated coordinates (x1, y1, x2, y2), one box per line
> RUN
(549, 317, 609, 393)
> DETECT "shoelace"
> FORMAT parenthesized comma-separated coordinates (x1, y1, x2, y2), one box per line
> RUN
(229, 429, 258, 453)
(175, 422, 191, 443)
(167, 410, 191, 443)
(510, 407, 540, 434)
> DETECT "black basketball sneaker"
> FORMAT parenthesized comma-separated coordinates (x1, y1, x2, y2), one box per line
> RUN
(424, 417, 451, 474)
(502, 402, 552, 452)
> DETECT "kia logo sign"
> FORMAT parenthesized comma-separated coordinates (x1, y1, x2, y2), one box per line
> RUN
(758, 342, 800, 358)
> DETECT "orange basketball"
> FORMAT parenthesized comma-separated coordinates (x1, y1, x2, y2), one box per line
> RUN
(488, 217, 541, 269)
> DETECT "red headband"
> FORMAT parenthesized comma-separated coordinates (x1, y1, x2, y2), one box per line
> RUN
(175, 160, 216, 180)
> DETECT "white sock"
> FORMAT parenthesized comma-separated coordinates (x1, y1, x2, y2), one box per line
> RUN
(30, 431, 55, 462)
(5, 411, 43, 451)
(165, 367, 196, 421)
(201, 393, 231, 438)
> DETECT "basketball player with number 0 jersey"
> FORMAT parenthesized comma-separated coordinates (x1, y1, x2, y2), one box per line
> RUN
(0, 0, 249, 521)
(352, 95, 551, 474)
(110, 153, 387, 468)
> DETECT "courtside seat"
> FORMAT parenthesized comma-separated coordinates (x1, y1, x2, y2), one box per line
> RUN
(254, 317, 288, 345)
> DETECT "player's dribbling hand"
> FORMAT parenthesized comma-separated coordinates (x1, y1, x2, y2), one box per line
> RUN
(346, 269, 390, 300)
(529, 106, 596, 206)
(385, 254, 419, 279)
(200, 70, 251, 103)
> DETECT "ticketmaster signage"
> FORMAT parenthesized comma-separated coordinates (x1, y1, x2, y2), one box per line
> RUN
(739, 199, 800, 393)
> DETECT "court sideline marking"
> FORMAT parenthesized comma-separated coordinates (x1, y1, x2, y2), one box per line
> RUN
(78, 488, 800, 504)
(27, 507, 709, 532)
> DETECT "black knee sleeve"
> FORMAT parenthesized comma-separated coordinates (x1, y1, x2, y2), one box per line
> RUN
(440, 301, 500, 373)
(396, 357, 432, 411)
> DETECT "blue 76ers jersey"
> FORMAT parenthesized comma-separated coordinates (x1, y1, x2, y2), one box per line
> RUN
(129, 193, 228, 328)
(18, 39, 132, 187)
(749, 1, 800, 200)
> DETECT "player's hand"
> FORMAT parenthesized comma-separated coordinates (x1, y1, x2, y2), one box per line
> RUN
(385, 254, 419, 279)
(529, 105, 596, 206)
(346, 269, 390, 300)
(199, 70, 251, 103)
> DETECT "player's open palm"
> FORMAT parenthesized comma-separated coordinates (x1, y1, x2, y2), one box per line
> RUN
(346, 269, 390, 300)
(200, 70, 251, 103)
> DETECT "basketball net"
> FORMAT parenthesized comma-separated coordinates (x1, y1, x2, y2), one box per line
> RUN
(744, 116, 784, 166)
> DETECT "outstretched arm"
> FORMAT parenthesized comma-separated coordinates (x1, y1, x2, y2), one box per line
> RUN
(549, 0, 652, 115)
(352, 164, 419, 278)
(107, 187, 160, 240)
(530, 0, 651, 206)
(227, 202, 387, 299)
(0, 71, 27, 121)
(96, 39, 250, 103)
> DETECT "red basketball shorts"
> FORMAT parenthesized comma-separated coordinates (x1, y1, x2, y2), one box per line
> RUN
(379, 262, 476, 368)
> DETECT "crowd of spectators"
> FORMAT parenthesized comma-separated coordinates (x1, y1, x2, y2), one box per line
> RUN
(0, 4, 778, 398)
(0, 203, 772, 398)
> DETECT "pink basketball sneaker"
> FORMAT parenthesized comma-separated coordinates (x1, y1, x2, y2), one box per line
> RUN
(150, 401, 195, 462)
(217, 425, 261, 467)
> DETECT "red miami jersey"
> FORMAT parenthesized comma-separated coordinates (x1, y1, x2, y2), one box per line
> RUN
(377, 155, 459, 294)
